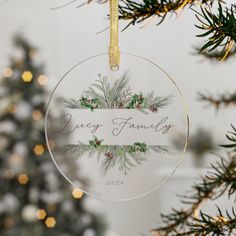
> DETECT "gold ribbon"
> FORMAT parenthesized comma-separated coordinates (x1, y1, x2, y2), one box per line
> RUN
(109, 0, 120, 70)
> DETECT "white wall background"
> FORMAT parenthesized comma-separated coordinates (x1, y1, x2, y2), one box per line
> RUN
(0, 0, 236, 235)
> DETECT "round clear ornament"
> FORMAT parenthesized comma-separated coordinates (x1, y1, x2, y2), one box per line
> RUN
(45, 53, 189, 200)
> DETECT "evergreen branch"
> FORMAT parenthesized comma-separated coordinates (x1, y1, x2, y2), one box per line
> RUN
(58, 72, 173, 112)
(193, 46, 236, 61)
(65, 141, 170, 175)
(119, 0, 215, 29)
(198, 92, 236, 109)
(58, 97, 84, 109)
(151, 154, 236, 235)
(195, 3, 236, 60)
(51, 1, 236, 60)
(157, 207, 236, 235)
(145, 92, 174, 112)
(187, 207, 236, 235)
(93, 73, 112, 108)
(109, 71, 132, 108)
(149, 145, 170, 154)
(220, 125, 236, 150)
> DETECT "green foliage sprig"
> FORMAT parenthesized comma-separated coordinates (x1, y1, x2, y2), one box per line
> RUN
(127, 142, 148, 153)
(187, 207, 236, 236)
(52, 0, 236, 60)
(151, 126, 236, 235)
(60, 72, 173, 113)
(221, 125, 236, 150)
(118, 0, 214, 29)
(89, 136, 104, 148)
(65, 140, 169, 175)
(194, 3, 236, 60)
(151, 154, 236, 235)
(80, 97, 99, 111)
(193, 46, 236, 61)
(119, 1, 236, 60)
(126, 93, 145, 109)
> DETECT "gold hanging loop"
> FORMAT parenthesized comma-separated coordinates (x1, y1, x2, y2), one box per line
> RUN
(109, 0, 120, 70)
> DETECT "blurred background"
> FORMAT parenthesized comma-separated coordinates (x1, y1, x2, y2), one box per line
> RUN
(0, 0, 236, 235)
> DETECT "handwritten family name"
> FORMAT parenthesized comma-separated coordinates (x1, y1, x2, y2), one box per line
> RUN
(58, 113, 174, 136)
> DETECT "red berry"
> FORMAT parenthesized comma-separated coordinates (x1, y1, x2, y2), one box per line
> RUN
(105, 152, 113, 158)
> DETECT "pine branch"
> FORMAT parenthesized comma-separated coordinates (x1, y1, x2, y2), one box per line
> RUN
(58, 72, 132, 110)
(119, 0, 215, 29)
(187, 207, 236, 235)
(52, 1, 236, 60)
(121, 1, 236, 60)
(109, 71, 132, 108)
(151, 154, 236, 235)
(59, 72, 173, 112)
(198, 92, 236, 109)
(193, 46, 236, 61)
(158, 207, 236, 235)
(65, 141, 170, 176)
(194, 3, 236, 60)
(59, 97, 84, 109)
(220, 125, 236, 150)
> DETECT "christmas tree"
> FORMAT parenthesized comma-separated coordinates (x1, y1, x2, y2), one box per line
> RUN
(0, 35, 106, 236)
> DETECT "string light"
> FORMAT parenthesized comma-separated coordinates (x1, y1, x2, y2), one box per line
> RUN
(45, 217, 56, 228)
(32, 110, 43, 121)
(37, 75, 48, 85)
(18, 174, 29, 185)
(2, 67, 13, 78)
(72, 188, 84, 199)
(33, 144, 45, 156)
(36, 209, 47, 220)
(22, 71, 33, 82)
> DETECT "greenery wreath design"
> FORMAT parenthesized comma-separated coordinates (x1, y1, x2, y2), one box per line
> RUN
(65, 136, 170, 176)
(59, 71, 174, 176)
(60, 71, 173, 113)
